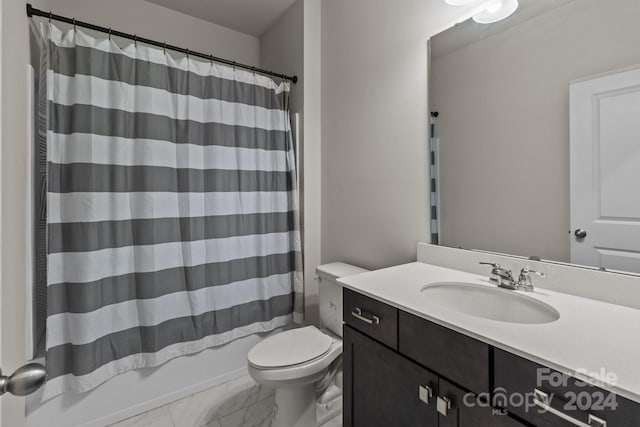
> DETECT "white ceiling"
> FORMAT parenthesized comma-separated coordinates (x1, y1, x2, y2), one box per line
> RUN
(145, 0, 297, 37)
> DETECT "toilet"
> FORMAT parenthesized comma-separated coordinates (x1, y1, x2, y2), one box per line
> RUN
(247, 262, 369, 427)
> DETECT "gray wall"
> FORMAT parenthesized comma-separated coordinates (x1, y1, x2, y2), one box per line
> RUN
(431, 0, 640, 262)
(320, 0, 476, 270)
(260, 0, 306, 315)
(31, 0, 260, 64)
(261, 0, 324, 325)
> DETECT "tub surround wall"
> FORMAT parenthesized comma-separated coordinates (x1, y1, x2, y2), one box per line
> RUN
(417, 243, 640, 310)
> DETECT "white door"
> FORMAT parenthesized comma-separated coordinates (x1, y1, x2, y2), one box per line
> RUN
(570, 67, 640, 273)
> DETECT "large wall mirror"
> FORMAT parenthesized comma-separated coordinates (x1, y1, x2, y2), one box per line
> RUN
(429, 0, 640, 275)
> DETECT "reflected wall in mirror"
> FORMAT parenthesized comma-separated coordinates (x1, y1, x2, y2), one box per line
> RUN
(429, 0, 640, 274)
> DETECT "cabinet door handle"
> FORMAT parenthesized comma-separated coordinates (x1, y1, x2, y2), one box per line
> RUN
(351, 307, 380, 325)
(419, 385, 433, 404)
(436, 396, 451, 416)
(533, 389, 607, 427)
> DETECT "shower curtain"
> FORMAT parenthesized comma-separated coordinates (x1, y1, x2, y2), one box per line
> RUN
(38, 23, 303, 399)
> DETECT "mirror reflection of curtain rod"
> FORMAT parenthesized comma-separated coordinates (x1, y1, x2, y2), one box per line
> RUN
(25, 3, 298, 84)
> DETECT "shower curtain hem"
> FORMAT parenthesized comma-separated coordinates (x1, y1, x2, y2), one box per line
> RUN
(41, 314, 293, 401)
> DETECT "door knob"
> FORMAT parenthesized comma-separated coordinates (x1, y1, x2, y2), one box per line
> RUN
(0, 363, 46, 396)
(574, 229, 587, 239)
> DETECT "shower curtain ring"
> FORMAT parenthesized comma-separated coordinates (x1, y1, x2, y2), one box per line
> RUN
(48, 11, 52, 23)
(72, 18, 76, 31)
(108, 28, 112, 40)
(163, 43, 166, 54)
(134, 34, 137, 46)
(210, 54, 214, 65)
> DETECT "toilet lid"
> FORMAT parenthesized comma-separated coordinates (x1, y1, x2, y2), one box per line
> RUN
(248, 326, 334, 369)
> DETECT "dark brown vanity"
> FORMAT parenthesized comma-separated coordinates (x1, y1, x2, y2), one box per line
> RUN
(342, 288, 640, 427)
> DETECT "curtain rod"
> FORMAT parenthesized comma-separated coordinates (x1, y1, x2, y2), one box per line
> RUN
(26, 3, 298, 84)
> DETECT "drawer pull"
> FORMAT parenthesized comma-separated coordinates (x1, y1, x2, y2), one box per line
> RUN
(351, 308, 380, 325)
(436, 396, 451, 416)
(419, 385, 433, 404)
(533, 389, 607, 427)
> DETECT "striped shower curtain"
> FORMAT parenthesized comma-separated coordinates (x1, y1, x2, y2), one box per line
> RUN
(38, 24, 303, 399)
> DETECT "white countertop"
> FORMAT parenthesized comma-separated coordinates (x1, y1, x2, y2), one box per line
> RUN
(338, 262, 640, 404)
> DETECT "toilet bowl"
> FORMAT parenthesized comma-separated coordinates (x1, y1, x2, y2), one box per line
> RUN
(247, 262, 369, 427)
(248, 326, 343, 427)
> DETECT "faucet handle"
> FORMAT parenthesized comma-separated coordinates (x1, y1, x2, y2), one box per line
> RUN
(518, 266, 545, 291)
(520, 266, 546, 278)
(479, 261, 500, 269)
(480, 262, 511, 276)
(480, 262, 515, 288)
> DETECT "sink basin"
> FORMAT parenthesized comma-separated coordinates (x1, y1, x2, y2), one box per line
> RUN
(420, 282, 560, 324)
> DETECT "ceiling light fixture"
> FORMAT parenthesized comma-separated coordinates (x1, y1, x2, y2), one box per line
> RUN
(486, 1, 503, 13)
(472, 0, 519, 24)
(444, 0, 482, 6)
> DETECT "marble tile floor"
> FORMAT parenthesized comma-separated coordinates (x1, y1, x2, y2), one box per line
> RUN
(109, 375, 276, 427)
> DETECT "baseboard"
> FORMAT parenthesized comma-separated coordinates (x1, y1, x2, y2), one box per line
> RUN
(79, 367, 249, 427)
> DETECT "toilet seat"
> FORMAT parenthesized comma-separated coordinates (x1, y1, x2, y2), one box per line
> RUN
(247, 326, 343, 389)
(248, 326, 335, 369)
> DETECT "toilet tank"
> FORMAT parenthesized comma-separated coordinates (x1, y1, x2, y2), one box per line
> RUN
(316, 262, 369, 337)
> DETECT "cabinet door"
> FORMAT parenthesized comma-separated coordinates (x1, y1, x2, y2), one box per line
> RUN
(344, 325, 438, 427)
(399, 312, 490, 394)
(495, 348, 640, 426)
(438, 378, 528, 427)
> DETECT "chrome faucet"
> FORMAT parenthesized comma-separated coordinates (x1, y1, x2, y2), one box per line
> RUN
(480, 262, 546, 292)
(479, 262, 517, 290)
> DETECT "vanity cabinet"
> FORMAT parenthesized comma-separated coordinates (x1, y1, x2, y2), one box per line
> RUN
(343, 325, 526, 427)
(343, 290, 527, 427)
(343, 288, 640, 427)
